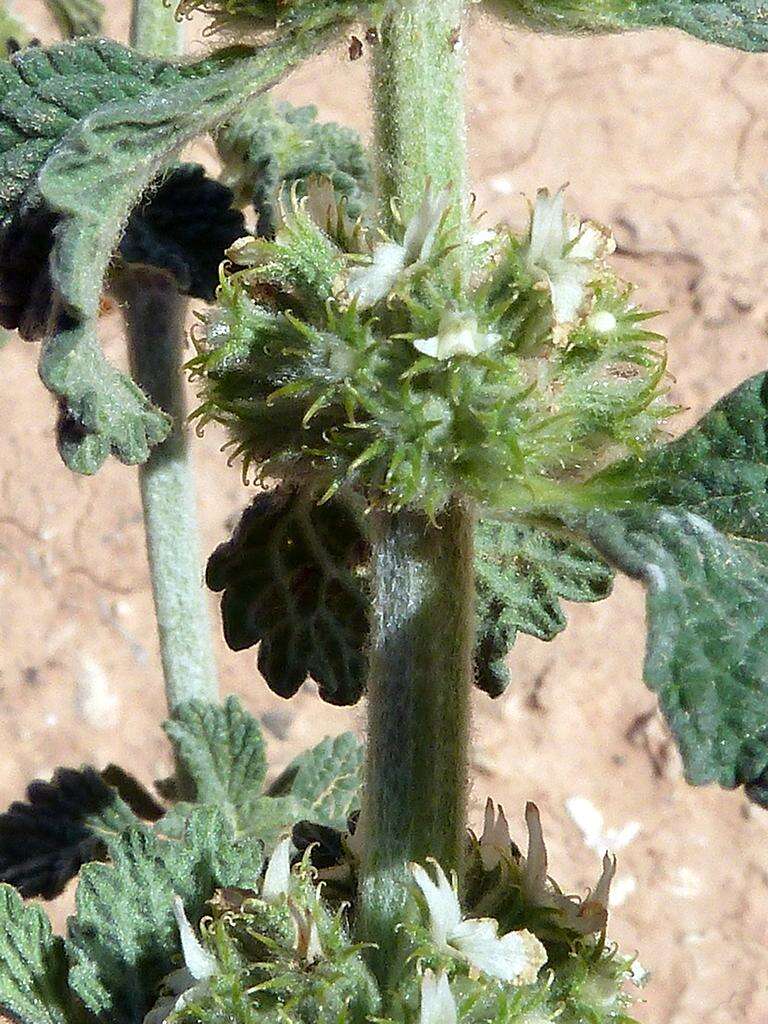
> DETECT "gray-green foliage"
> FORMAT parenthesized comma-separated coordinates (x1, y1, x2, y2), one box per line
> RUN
(0, 33, 316, 474)
(489, 0, 768, 51)
(567, 371, 768, 798)
(206, 488, 618, 703)
(68, 807, 262, 1024)
(217, 98, 372, 236)
(474, 520, 614, 696)
(162, 697, 363, 841)
(0, 886, 73, 1024)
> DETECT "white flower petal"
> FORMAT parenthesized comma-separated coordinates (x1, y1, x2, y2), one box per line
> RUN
(262, 836, 292, 903)
(403, 185, 451, 264)
(347, 242, 406, 307)
(480, 799, 512, 871)
(548, 264, 590, 324)
(569, 221, 616, 260)
(592, 852, 617, 910)
(410, 860, 463, 945)
(412, 310, 501, 361)
(451, 918, 545, 984)
(522, 802, 548, 898)
(172, 897, 217, 983)
(528, 189, 567, 265)
(420, 970, 458, 1024)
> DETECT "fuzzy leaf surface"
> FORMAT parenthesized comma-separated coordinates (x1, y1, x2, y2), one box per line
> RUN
(489, 0, 768, 51)
(0, 767, 139, 899)
(576, 371, 768, 798)
(0, 35, 310, 472)
(162, 696, 267, 832)
(0, 885, 72, 1024)
(474, 519, 614, 696)
(67, 807, 262, 1024)
(282, 731, 362, 829)
(217, 98, 371, 236)
(207, 488, 369, 705)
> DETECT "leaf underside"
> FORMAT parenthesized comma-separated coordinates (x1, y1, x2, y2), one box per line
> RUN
(206, 487, 370, 706)
(474, 519, 614, 696)
(490, 0, 768, 51)
(577, 371, 768, 798)
(0, 36, 299, 473)
(0, 885, 72, 1024)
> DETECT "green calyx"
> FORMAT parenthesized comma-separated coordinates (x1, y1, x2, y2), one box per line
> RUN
(192, 186, 672, 517)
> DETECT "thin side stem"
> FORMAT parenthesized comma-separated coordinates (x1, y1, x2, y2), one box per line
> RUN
(124, 0, 217, 712)
(119, 271, 219, 710)
(358, 501, 474, 983)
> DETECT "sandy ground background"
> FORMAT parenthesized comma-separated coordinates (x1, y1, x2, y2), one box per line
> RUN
(2, 2, 768, 1021)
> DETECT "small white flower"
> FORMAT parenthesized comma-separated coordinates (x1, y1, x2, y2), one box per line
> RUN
(420, 970, 458, 1024)
(479, 798, 513, 871)
(142, 898, 217, 1024)
(289, 903, 324, 965)
(410, 859, 546, 985)
(523, 188, 615, 328)
(348, 185, 450, 307)
(522, 803, 616, 935)
(413, 308, 501, 360)
(261, 836, 293, 903)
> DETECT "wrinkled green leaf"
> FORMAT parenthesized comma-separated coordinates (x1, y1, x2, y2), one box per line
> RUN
(0, 34, 314, 473)
(207, 487, 370, 705)
(67, 807, 262, 1024)
(163, 696, 267, 832)
(285, 732, 362, 829)
(118, 164, 245, 302)
(574, 371, 768, 799)
(488, 0, 768, 51)
(474, 519, 614, 697)
(0, 767, 139, 900)
(44, 0, 103, 37)
(217, 98, 371, 236)
(0, 885, 73, 1024)
(160, 698, 361, 843)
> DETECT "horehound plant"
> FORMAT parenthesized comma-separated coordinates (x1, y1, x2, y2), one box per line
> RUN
(1, 0, 768, 1022)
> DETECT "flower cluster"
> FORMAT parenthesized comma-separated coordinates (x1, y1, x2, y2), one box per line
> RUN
(144, 838, 380, 1024)
(142, 807, 640, 1024)
(192, 185, 671, 516)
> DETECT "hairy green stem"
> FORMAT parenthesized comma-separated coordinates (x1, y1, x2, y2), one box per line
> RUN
(123, 0, 217, 712)
(120, 273, 219, 711)
(358, 0, 472, 980)
(373, 0, 468, 231)
(359, 501, 474, 982)
(118, 271, 219, 710)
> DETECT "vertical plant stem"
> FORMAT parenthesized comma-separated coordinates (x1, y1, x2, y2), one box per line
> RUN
(126, 0, 215, 712)
(359, 501, 474, 982)
(119, 272, 219, 710)
(358, 0, 472, 980)
(373, 0, 468, 231)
